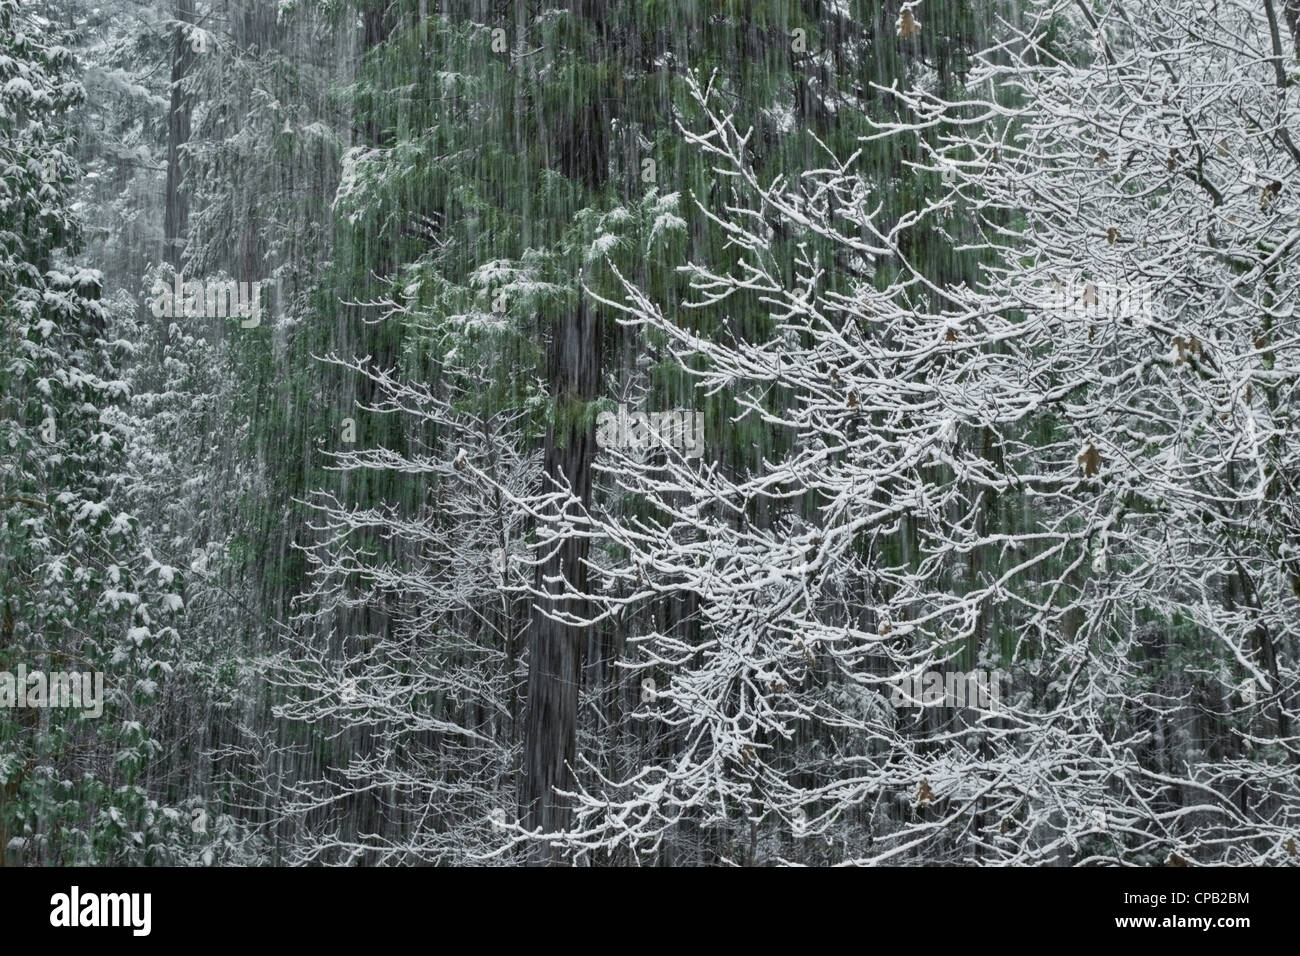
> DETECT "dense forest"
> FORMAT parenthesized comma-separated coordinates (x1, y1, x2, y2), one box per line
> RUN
(1, 0, 1298, 866)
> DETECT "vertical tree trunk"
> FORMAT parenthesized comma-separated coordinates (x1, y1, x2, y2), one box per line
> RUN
(162, 0, 195, 346)
(521, 299, 601, 862)
(518, 0, 612, 865)
(164, 0, 195, 269)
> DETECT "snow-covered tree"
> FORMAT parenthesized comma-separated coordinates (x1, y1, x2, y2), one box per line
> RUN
(0, 0, 195, 864)
(546, 0, 1300, 865)
(259, 316, 538, 864)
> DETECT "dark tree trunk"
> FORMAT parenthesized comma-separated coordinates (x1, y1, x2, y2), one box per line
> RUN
(517, 0, 614, 865)
(164, 0, 195, 273)
(521, 298, 601, 863)
(162, 0, 196, 346)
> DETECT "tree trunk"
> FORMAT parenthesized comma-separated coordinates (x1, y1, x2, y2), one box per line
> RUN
(521, 299, 601, 863)
(162, 0, 195, 346)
